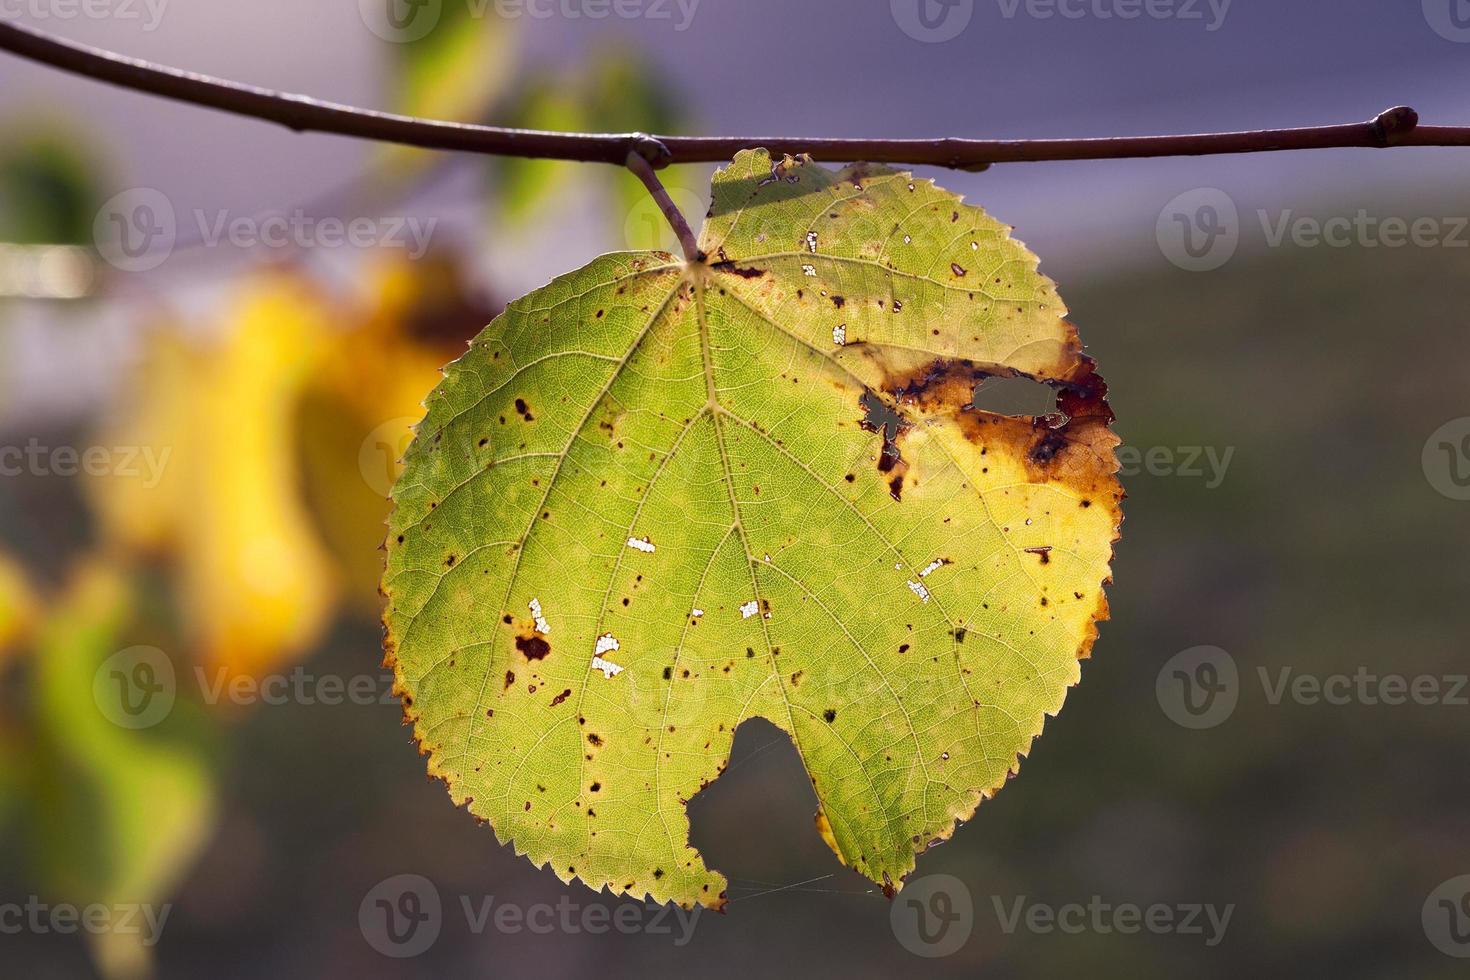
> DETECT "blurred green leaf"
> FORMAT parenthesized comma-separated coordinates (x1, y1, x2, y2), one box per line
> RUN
(491, 47, 690, 235)
(28, 562, 217, 980)
(495, 82, 587, 224)
(0, 131, 103, 245)
(380, 8, 518, 179)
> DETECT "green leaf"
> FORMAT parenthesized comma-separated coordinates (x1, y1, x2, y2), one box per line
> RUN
(383, 149, 1122, 908)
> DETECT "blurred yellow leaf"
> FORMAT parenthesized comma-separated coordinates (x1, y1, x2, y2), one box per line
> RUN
(91, 271, 338, 681)
(0, 548, 37, 661)
(297, 250, 495, 606)
(30, 560, 216, 980)
(86, 330, 192, 554)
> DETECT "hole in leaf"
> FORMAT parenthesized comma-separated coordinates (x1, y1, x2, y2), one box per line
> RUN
(972, 376, 1055, 417)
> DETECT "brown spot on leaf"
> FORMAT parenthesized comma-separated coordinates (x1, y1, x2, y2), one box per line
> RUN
(710, 261, 766, 279)
(515, 634, 551, 661)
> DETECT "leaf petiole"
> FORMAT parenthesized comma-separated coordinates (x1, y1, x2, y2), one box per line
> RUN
(624, 148, 699, 262)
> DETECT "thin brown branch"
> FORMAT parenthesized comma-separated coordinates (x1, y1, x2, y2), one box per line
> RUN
(624, 150, 698, 260)
(1, 18, 1467, 170)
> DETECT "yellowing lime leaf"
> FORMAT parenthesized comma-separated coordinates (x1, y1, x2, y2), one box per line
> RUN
(383, 150, 1122, 908)
(91, 271, 337, 680)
